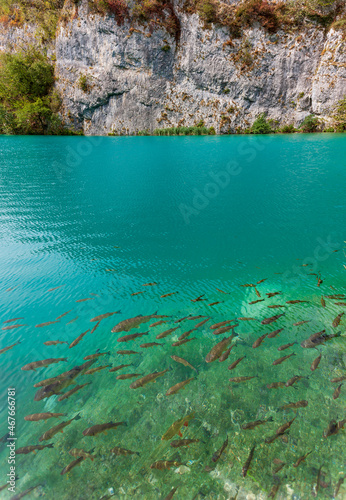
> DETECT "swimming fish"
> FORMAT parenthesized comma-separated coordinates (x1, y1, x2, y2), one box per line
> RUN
(129, 369, 169, 389)
(334, 477, 345, 498)
(76, 298, 94, 303)
(43, 340, 68, 346)
(58, 383, 90, 401)
(321, 296, 326, 308)
(85, 365, 111, 375)
(39, 414, 81, 441)
(279, 400, 308, 410)
(333, 384, 342, 400)
(162, 412, 195, 440)
(67, 316, 78, 324)
(323, 419, 346, 438)
(82, 421, 126, 436)
(172, 338, 195, 347)
(331, 376, 346, 383)
(278, 342, 296, 351)
(90, 321, 100, 334)
(261, 313, 285, 325)
(267, 328, 284, 339)
(212, 436, 228, 462)
(285, 375, 303, 387)
(69, 329, 89, 348)
(83, 351, 110, 361)
(210, 320, 236, 329)
(112, 313, 168, 333)
(293, 451, 312, 468)
(213, 324, 238, 335)
(61, 456, 84, 475)
(191, 294, 206, 302)
(294, 320, 310, 326)
(311, 352, 322, 371)
(150, 460, 182, 470)
(109, 364, 132, 372)
(208, 301, 222, 306)
(156, 327, 179, 339)
(252, 333, 267, 348)
(242, 444, 256, 477)
(116, 350, 138, 355)
(140, 342, 163, 348)
(0, 341, 21, 355)
(56, 310, 72, 320)
(116, 373, 143, 380)
(242, 418, 272, 430)
(110, 446, 139, 456)
(332, 312, 344, 328)
(131, 291, 145, 296)
(170, 439, 199, 448)
(273, 353, 296, 365)
(301, 330, 341, 348)
(160, 292, 178, 298)
(276, 416, 296, 435)
(194, 318, 210, 328)
(3, 317, 24, 323)
(219, 345, 236, 362)
(170, 355, 197, 371)
(178, 329, 195, 341)
(249, 299, 265, 304)
(117, 332, 149, 342)
(205, 335, 235, 363)
(228, 356, 246, 370)
(166, 378, 194, 396)
(142, 282, 157, 286)
(267, 305, 285, 309)
(24, 412, 66, 422)
(35, 321, 58, 328)
(286, 300, 308, 304)
(16, 443, 54, 454)
(69, 447, 95, 461)
(90, 311, 120, 322)
(10, 485, 41, 499)
(266, 292, 281, 298)
(238, 317, 256, 321)
(21, 358, 67, 371)
(229, 376, 257, 383)
(267, 382, 285, 389)
(150, 320, 168, 327)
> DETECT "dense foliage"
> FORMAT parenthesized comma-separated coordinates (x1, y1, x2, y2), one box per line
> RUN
(0, 47, 73, 135)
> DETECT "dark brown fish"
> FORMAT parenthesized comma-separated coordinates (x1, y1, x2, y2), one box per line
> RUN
(187, 315, 206, 320)
(112, 313, 168, 333)
(69, 329, 89, 348)
(252, 333, 267, 348)
(178, 329, 195, 341)
(0, 341, 21, 355)
(228, 356, 246, 370)
(110, 446, 139, 456)
(150, 460, 182, 470)
(43, 340, 68, 346)
(16, 443, 54, 454)
(21, 357, 67, 371)
(131, 291, 145, 296)
(210, 320, 236, 329)
(208, 301, 222, 306)
(170, 439, 199, 448)
(293, 451, 312, 468)
(333, 384, 342, 400)
(325, 294, 345, 299)
(142, 282, 157, 286)
(48, 285, 64, 292)
(212, 436, 228, 463)
(175, 315, 191, 323)
(39, 414, 81, 441)
(332, 312, 344, 328)
(331, 375, 346, 383)
(170, 355, 197, 371)
(268, 479, 281, 499)
(301, 330, 340, 348)
(267, 328, 284, 339)
(191, 294, 206, 302)
(194, 318, 210, 328)
(285, 375, 303, 387)
(254, 287, 261, 297)
(267, 305, 285, 309)
(238, 317, 256, 321)
(163, 487, 178, 500)
(321, 296, 326, 307)
(286, 300, 308, 304)
(160, 292, 178, 298)
(24, 412, 66, 422)
(116, 350, 138, 355)
(265, 431, 287, 444)
(82, 421, 125, 436)
(267, 381, 285, 389)
(56, 310, 72, 320)
(150, 320, 168, 327)
(249, 299, 265, 304)
(205, 335, 235, 363)
(3, 317, 24, 323)
(129, 369, 169, 389)
(218, 345, 236, 362)
(294, 320, 310, 326)
(334, 302, 346, 306)
(84, 365, 111, 375)
(276, 416, 296, 435)
(242, 444, 255, 477)
(156, 327, 179, 339)
(35, 321, 58, 328)
(334, 477, 345, 498)
(279, 400, 308, 410)
(67, 316, 78, 324)
(257, 279, 267, 284)
(213, 324, 238, 335)
(58, 383, 90, 401)
(261, 313, 285, 325)
(90, 321, 100, 334)
(140, 342, 163, 348)
(323, 419, 346, 438)
(61, 456, 84, 475)
(172, 338, 195, 347)
(273, 461, 286, 474)
(266, 292, 281, 298)
(76, 297, 94, 303)
(273, 353, 296, 366)
(278, 342, 296, 351)
(216, 288, 229, 293)
(10, 485, 41, 500)
(166, 377, 194, 396)
(90, 311, 120, 322)
(117, 331, 149, 342)
(83, 351, 110, 361)
(242, 418, 272, 430)
(116, 373, 143, 380)
(311, 352, 322, 371)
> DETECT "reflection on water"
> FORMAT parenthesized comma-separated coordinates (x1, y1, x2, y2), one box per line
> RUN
(0, 135, 345, 499)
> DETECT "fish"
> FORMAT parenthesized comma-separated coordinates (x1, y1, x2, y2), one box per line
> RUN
(116, 373, 143, 380)
(216, 288, 229, 293)
(56, 310, 72, 320)
(219, 345, 236, 362)
(257, 279, 267, 284)
(272, 353, 296, 366)
(325, 294, 345, 299)
(332, 312, 344, 328)
(69, 447, 95, 460)
(317, 277, 323, 287)
(76, 298, 94, 302)
(85, 365, 111, 375)
(16, 443, 54, 454)
(212, 436, 228, 462)
(110, 446, 140, 456)
(39, 414, 81, 441)
(331, 376, 346, 383)
(34, 375, 77, 401)
(130, 369, 169, 389)
(172, 338, 195, 347)
(61, 457, 84, 475)
(252, 333, 267, 348)
(312, 464, 324, 497)
(178, 329, 195, 341)
(266, 292, 281, 298)
(48, 285, 64, 292)
(43, 340, 68, 346)
(241, 283, 255, 287)
(191, 294, 206, 302)
(162, 412, 195, 440)
(265, 431, 288, 444)
(293, 451, 312, 468)
(170, 439, 200, 448)
(267, 305, 285, 309)
(286, 300, 308, 304)
(83, 351, 110, 361)
(294, 320, 310, 326)
(166, 377, 194, 396)
(0, 341, 21, 355)
(117, 332, 149, 342)
(311, 352, 322, 371)
(321, 296, 326, 308)
(285, 375, 303, 387)
(163, 487, 178, 500)
(242, 444, 256, 477)
(242, 418, 272, 430)
(334, 302, 346, 306)
(273, 461, 286, 474)
(229, 376, 257, 383)
(301, 330, 341, 348)
(2, 324, 26, 331)
(90, 311, 120, 322)
(267, 328, 284, 339)
(213, 324, 238, 335)
(112, 313, 168, 333)
(156, 327, 179, 339)
(194, 318, 210, 328)
(67, 316, 78, 324)
(276, 416, 296, 435)
(261, 313, 285, 325)
(57, 383, 90, 401)
(142, 282, 157, 286)
(210, 320, 236, 329)
(238, 317, 257, 321)
(323, 419, 346, 438)
(140, 342, 163, 348)
(116, 350, 138, 355)
(90, 321, 100, 334)
(175, 316, 192, 323)
(3, 317, 24, 323)
(208, 301, 222, 306)
(69, 329, 89, 348)
(170, 355, 197, 371)
(334, 477, 345, 498)
(333, 384, 342, 400)
(35, 321, 59, 328)
(267, 382, 285, 389)
(21, 358, 67, 371)
(109, 364, 132, 372)
(150, 460, 182, 470)
(82, 421, 126, 436)
(278, 342, 296, 351)
(254, 287, 261, 297)
(160, 292, 178, 298)
(131, 291, 145, 296)
(228, 356, 246, 370)
(24, 412, 66, 422)
(150, 320, 168, 327)
(249, 299, 265, 304)
(10, 485, 41, 500)
(279, 400, 308, 410)
(205, 335, 234, 363)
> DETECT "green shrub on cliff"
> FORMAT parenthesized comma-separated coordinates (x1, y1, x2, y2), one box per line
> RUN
(299, 114, 319, 133)
(0, 47, 72, 135)
(248, 113, 273, 134)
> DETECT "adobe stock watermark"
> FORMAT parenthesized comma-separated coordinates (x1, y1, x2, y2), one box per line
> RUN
(178, 135, 273, 225)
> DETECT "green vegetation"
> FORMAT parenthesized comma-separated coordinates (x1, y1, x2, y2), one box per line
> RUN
(0, 47, 74, 135)
(153, 125, 215, 135)
(332, 97, 346, 132)
(78, 74, 91, 93)
(280, 124, 296, 133)
(299, 114, 319, 133)
(247, 113, 273, 134)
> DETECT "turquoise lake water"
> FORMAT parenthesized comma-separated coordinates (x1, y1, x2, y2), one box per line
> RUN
(0, 134, 345, 499)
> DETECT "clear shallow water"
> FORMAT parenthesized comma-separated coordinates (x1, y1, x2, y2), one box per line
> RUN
(0, 134, 345, 499)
